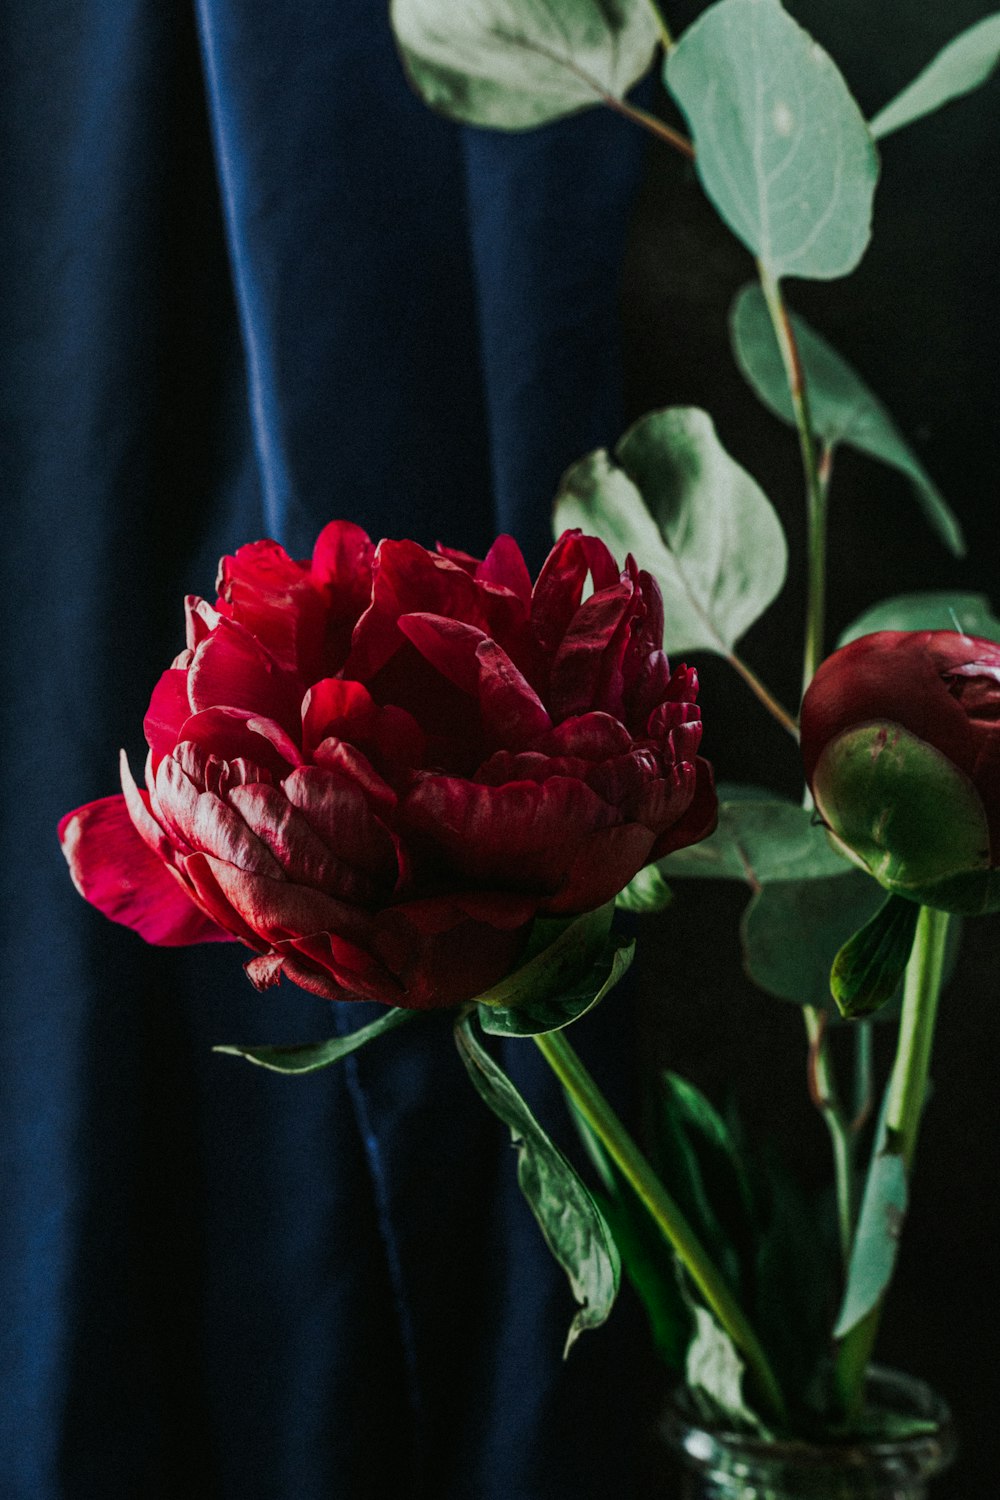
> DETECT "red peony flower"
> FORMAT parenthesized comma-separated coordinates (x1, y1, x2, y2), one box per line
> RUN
(59, 523, 716, 1008)
(801, 629, 1000, 915)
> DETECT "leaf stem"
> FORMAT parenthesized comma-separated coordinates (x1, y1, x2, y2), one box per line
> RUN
(533, 1028, 788, 1425)
(727, 650, 800, 739)
(600, 93, 694, 159)
(803, 1006, 855, 1270)
(756, 261, 828, 697)
(833, 905, 950, 1417)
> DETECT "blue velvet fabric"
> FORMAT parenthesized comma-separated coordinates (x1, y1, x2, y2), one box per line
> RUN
(1, 4, 648, 1495)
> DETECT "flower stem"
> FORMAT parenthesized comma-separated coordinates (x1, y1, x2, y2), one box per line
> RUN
(644, 0, 675, 49)
(803, 1006, 855, 1270)
(833, 906, 951, 1417)
(756, 261, 827, 698)
(727, 649, 800, 739)
(533, 1028, 788, 1426)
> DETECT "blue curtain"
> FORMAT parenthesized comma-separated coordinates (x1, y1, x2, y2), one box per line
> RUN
(1, 3, 650, 1495)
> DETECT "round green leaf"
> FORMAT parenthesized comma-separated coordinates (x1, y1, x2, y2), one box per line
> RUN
(554, 407, 787, 656)
(665, 0, 879, 280)
(658, 794, 850, 885)
(740, 870, 887, 1011)
(730, 285, 964, 555)
(390, 0, 659, 130)
(838, 591, 1000, 647)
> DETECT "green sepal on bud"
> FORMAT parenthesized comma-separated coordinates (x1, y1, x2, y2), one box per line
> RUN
(813, 722, 1000, 914)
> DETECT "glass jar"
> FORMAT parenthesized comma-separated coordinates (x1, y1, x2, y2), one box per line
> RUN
(661, 1368, 955, 1500)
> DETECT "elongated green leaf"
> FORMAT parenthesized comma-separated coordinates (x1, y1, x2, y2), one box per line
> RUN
(830, 894, 920, 1020)
(658, 794, 850, 884)
(455, 1012, 620, 1352)
(741, 870, 888, 1011)
(213, 1006, 416, 1074)
(568, 1098, 694, 1370)
(870, 13, 1000, 140)
(616, 863, 673, 914)
(838, 591, 1000, 646)
(730, 284, 964, 555)
(554, 408, 787, 655)
(834, 1150, 907, 1338)
(479, 936, 634, 1037)
(665, 0, 878, 280)
(390, 0, 659, 130)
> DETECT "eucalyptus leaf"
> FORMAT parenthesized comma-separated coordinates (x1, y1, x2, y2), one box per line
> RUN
(390, 0, 659, 130)
(479, 936, 635, 1037)
(213, 1006, 416, 1074)
(833, 1150, 908, 1339)
(869, 13, 1000, 140)
(664, 0, 878, 280)
(616, 863, 673, 914)
(686, 1307, 772, 1436)
(830, 894, 920, 1020)
(658, 794, 850, 885)
(454, 1011, 620, 1353)
(554, 407, 787, 656)
(741, 870, 889, 1012)
(730, 284, 964, 555)
(838, 591, 1000, 646)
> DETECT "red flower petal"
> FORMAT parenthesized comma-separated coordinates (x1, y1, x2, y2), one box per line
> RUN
(58, 795, 232, 946)
(227, 781, 385, 902)
(476, 534, 533, 607)
(398, 614, 551, 749)
(143, 669, 192, 759)
(347, 539, 490, 681)
(216, 537, 327, 678)
(154, 757, 285, 877)
(404, 773, 619, 893)
(548, 578, 636, 721)
(301, 677, 425, 769)
(649, 756, 718, 859)
(187, 616, 302, 732)
(119, 749, 173, 860)
(199, 854, 372, 946)
(281, 766, 400, 881)
(545, 823, 656, 913)
(532, 712, 633, 761)
(531, 530, 621, 653)
(371, 897, 532, 1009)
(178, 707, 303, 776)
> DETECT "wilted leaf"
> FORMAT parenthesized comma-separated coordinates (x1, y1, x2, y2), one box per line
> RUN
(730, 284, 964, 555)
(213, 1006, 417, 1074)
(665, 0, 878, 280)
(658, 793, 850, 884)
(838, 591, 1000, 646)
(455, 1011, 620, 1352)
(869, 13, 1000, 140)
(479, 936, 634, 1036)
(390, 0, 659, 129)
(554, 408, 787, 656)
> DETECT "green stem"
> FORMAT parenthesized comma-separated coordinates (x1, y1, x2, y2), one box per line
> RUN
(727, 650, 800, 739)
(600, 93, 694, 159)
(644, 0, 675, 48)
(534, 1028, 788, 1426)
(833, 906, 951, 1417)
(757, 261, 827, 697)
(803, 1006, 855, 1270)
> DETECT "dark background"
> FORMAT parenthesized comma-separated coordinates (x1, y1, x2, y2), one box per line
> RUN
(2, 1, 997, 1496)
(626, 2, 1000, 1493)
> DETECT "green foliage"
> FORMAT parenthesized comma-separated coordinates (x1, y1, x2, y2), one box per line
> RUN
(478, 936, 635, 1037)
(389, 0, 659, 130)
(616, 863, 673, 914)
(658, 792, 850, 884)
(869, 12, 1000, 140)
(569, 1100, 694, 1371)
(730, 285, 965, 555)
(664, 0, 878, 280)
(473, 902, 615, 1013)
(213, 1006, 417, 1073)
(833, 1150, 908, 1338)
(830, 895, 920, 1020)
(838, 591, 1000, 646)
(685, 1307, 771, 1434)
(741, 870, 889, 1012)
(554, 408, 787, 656)
(454, 1011, 620, 1353)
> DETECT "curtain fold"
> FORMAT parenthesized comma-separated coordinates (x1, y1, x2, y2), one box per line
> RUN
(1, 3, 649, 1495)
